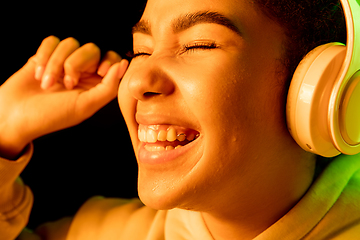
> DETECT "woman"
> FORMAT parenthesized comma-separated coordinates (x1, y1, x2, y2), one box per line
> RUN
(1, 0, 359, 239)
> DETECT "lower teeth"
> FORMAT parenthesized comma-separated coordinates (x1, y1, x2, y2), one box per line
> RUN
(144, 145, 182, 152)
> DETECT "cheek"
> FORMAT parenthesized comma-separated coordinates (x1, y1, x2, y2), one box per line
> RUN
(171, 58, 256, 174)
(177, 52, 284, 159)
(178, 55, 258, 133)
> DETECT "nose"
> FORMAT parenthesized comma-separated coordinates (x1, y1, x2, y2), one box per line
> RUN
(127, 58, 175, 101)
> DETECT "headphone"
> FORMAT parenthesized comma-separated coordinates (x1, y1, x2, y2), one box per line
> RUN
(286, 0, 360, 157)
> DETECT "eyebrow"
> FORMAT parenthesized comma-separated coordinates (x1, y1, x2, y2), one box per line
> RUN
(132, 11, 242, 36)
(132, 20, 152, 35)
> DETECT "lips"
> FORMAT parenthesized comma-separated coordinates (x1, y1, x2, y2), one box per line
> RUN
(138, 124, 200, 151)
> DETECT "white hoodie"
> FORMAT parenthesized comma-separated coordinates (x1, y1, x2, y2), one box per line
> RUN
(1, 144, 360, 240)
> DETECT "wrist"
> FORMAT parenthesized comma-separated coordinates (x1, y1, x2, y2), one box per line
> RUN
(0, 144, 28, 160)
(0, 135, 29, 160)
(0, 119, 33, 160)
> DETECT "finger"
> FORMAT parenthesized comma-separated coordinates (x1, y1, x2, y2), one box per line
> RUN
(76, 60, 129, 118)
(34, 36, 60, 81)
(41, 37, 80, 90)
(97, 51, 122, 77)
(102, 59, 129, 89)
(63, 42, 101, 90)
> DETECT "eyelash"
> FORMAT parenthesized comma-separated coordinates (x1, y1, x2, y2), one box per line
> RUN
(129, 51, 150, 58)
(130, 42, 219, 59)
(180, 42, 219, 54)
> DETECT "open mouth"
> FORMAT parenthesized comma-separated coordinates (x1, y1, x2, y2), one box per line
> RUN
(138, 124, 200, 152)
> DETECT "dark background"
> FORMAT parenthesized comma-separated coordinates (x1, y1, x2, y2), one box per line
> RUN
(1, 1, 147, 229)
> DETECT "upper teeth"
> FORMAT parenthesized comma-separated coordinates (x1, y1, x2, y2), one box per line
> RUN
(138, 125, 198, 143)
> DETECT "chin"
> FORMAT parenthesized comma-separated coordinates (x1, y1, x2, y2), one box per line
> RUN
(137, 173, 183, 210)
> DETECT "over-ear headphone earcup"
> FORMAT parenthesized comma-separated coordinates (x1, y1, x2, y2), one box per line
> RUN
(286, 43, 346, 157)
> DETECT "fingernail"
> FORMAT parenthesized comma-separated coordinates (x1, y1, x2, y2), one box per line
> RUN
(64, 75, 74, 90)
(41, 75, 54, 90)
(35, 66, 44, 81)
(97, 61, 111, 77)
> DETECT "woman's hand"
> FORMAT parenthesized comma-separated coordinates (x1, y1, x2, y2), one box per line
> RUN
(0, 36, 129, 159)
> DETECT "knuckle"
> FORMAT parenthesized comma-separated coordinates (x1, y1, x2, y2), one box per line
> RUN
(43, 35, 60, 45)
(63, 60, 76, 73)
(45, 61, 63, 76)
(27, 56, 37, 65)
(48, 57, 62, 67)
(36, 36, 60, 63)
(101, 51, 122, 67)
(107, 51, 122, 61)
(61, 37, 80, 49)
(83, 42, 101, 54)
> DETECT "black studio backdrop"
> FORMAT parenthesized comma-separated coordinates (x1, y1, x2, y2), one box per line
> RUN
(1, 1, 147, 229)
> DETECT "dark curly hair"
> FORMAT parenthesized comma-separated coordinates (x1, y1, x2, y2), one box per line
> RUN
(252, 1, 348, 167)
(253, 0, 347, 82)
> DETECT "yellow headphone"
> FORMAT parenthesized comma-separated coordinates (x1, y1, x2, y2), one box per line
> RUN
(287, 0, 360, 157)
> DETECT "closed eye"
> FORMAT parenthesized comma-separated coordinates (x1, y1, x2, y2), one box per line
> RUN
(128, 51, 151, 59)
(180, 42, 219, 54)
(129, 41, 219, 59)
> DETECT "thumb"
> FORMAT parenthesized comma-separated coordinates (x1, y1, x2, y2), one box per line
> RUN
(75, 59, 129, 118)
(102, 59, 129, 91)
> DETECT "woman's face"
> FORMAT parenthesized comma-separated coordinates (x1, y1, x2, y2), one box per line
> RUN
(118, 0, 311, 212)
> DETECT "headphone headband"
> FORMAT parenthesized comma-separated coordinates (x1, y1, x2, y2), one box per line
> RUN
(330, 0, 360, 154)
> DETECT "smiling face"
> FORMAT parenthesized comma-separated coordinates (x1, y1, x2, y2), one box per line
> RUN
(118, 0, 315, 214)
